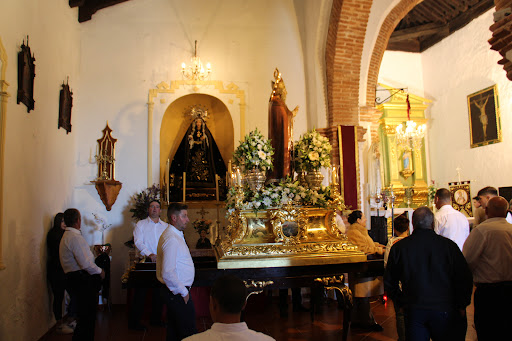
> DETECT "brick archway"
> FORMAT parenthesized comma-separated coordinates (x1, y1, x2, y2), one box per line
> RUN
(325, 0, 372, 127)
(326, 0, 424, 132)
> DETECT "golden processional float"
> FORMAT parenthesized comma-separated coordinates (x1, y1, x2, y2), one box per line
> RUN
(214, 69, 366, 269)
(215, 171, 367, 269)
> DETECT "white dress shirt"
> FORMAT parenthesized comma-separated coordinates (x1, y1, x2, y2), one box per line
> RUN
(183, 322, 275, 341)
(434, 205, 470, 251)
(59, 227, 102, 275)
(463, 217, 512, 284)
(157, 225, 194, 297)
(134, 217, 168, 257)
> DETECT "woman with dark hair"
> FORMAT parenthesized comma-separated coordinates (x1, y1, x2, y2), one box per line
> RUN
(346, 210, 386, 332)
(47, 213, 74, 334)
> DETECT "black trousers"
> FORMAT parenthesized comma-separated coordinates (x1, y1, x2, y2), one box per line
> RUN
(129, 287, 164, 325)
(48, 268, 66, 321)
(66, 271, 101, 341)
(161, 287, 197, 341)
(474, 282, 512, 341)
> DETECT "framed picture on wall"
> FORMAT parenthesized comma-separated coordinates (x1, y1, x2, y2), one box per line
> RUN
(467, 85, 501, 148)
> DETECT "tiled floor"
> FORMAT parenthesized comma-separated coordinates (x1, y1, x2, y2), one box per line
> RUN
(40, 292, 477, 341)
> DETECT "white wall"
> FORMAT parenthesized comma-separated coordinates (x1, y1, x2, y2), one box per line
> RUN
(72, 0, 317, 307)
(422, 9, 512, 196)
(0, 1, 80, 340)
(379, 51, 425, 97)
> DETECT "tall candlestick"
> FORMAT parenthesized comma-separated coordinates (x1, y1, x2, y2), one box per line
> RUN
(182, 172, 186, 202)
(331, 165, 339, 185)
(228, 160, 232, 174)
(216, 205, 221, 243)
(215, 174, 220, 201)
(236, 168, 242, 186)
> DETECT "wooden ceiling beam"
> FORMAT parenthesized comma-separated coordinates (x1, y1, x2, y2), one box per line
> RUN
(69, 0, 132, 23)
(390, 22, 448, 42)
(420, 0, 494, 51)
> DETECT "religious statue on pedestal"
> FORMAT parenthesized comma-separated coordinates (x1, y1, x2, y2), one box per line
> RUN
(268, 68, 299, 182)
(168, 106, 227, 201)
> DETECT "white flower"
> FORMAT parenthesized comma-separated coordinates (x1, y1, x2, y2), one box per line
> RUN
(263, 197, 272, 206)
(308, 151, 319, 161)
(258, 150, 266, 159)
(254, 201, 261, 208)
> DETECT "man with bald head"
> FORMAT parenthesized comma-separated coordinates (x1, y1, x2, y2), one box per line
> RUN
(385, 207, 473, 341)
(463, 196, 512, 340)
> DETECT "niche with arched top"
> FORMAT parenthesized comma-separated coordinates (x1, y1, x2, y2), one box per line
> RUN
(159, 94, 234, 187)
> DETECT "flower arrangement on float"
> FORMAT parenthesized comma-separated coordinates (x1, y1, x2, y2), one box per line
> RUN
(294, 129, 332, 171)
(225, 178, 335, 214)
(232, 128, 274, 172)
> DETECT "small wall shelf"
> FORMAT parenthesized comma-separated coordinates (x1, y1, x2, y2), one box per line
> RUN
(92, 180, 122, 211)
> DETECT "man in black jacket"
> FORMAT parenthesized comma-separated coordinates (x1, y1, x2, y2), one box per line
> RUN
(384, 207, 473, 341)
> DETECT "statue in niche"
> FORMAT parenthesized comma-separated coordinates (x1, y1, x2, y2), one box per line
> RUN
(268, 68, 299, 182)
(168, 107, 227, 201)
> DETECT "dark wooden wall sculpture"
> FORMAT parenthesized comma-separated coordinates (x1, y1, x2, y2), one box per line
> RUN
(58, 79, 73, 134)
(17, 36, 35, 113)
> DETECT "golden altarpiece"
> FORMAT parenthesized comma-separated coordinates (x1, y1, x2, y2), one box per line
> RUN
(377, 84, 432, 207)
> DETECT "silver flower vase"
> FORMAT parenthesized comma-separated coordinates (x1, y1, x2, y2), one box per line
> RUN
(305, 170, 324, 191)
(245, 168, 266, 192)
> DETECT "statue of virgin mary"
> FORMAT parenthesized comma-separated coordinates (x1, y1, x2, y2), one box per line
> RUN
(168, 108, 227, 201)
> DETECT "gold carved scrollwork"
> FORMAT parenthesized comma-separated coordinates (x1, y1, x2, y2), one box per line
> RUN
(314, 276, 353, 308)
(222, 241, 357, 257)
(270, 204, 307, 245)
(385, 125, 396, 135)
(244, 280, 274, 299)
(226, 209, 247, 244)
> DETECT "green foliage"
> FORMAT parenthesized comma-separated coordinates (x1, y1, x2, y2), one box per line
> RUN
(129, 184, 161, 221)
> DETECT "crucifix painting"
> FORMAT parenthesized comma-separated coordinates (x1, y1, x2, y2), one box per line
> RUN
(467, 85, 502, 148)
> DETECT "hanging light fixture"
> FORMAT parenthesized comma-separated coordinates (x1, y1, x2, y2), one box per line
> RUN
(181, 40, 211, 81)
(395, 94, 426, 150)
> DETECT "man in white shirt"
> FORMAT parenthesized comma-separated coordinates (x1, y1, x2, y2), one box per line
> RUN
(157, 202, 197, 340)
(59, 208, 104, 341)
(184, 275, 275, 341)
(129, 200, 167, 330)
(434, 188, 470, 251)
(463, 196, 512, 340)
(477, 186, 512, 224)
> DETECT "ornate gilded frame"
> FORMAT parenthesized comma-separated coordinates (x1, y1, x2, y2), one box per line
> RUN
(0, 37, 9, 270)
(467, 85, 502, 148)
(270, 204, 308, 245)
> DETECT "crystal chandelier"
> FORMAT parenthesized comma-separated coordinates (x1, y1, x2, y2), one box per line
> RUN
(395, 94, 426, 150)
(181, 40, 211, 81)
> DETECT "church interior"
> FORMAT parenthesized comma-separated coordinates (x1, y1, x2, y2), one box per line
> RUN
(1, 0, 511, 340)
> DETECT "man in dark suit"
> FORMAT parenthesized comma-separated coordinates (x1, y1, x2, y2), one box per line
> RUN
(384, 206, 473, 341)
